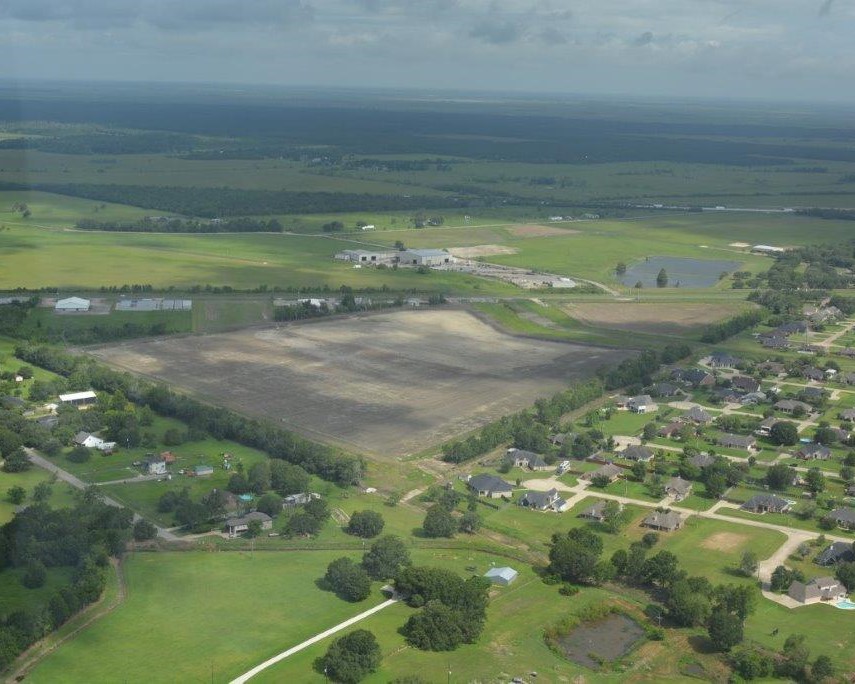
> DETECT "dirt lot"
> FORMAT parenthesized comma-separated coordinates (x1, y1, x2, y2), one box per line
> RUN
(700, 532, 748, 552)
(562, 302, 752, 336)
(90, 309, 631, 458)
(448, 244, 518, 258)
(509, 224, 579, 238)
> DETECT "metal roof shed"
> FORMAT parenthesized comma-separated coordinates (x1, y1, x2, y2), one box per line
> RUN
(484, 566, 518, 586)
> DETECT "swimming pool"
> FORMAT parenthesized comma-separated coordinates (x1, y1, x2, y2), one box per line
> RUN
(835, 599, 855, 610)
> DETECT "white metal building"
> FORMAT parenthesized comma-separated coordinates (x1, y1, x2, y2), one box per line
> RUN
(55, 297, 91, 312)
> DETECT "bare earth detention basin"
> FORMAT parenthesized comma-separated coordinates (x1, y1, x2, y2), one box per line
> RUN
(89, 309, 632, 457)
(555, 614, 645, 669)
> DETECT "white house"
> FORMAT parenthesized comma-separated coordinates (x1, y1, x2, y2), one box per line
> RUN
(72, 431, 115, 452)
(143, 459, 168, 476)
(55, 297, 91, 312)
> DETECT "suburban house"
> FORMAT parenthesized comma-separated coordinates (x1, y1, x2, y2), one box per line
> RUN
(707, 353, 741, 369)
(816, 542, 855, 566)
(841, 409, 855, 422)
(677, 369, 715, 388)
(757, 361, 787, 375)
(282, 492, 320, 507)
(54, 296, 91, 312)
(642, 511, 683, 532)
(578, 500, 619, 522)
(467, 474, 513, 499)
(717, 433, 757, 451)
(711, 388, 743, 404)
(739, 391, 767, 406)
(847, 484, 855, 497)
(775, 399, 813, 415)
(72, 431, 115, 452)
(507, 448, 551, 471)
(788, 576, 847, 605)
(143, 458, 168, 476)
(658, 422, 683, 439)
(518, 488, 568, 512)
(796, 443, 831, 460)
(192, 464, 214, 477)
(802, 367, 826, 382)
(825, 508, 855, 530)
(584, 463, 623, 483)
(556, 460, 572, 475)
(689, 453, 716, 469)
(622, 445, 654, 462)
(742, 494, 792, 514)
(799, 387, 826, 402)
(59, 390, 97, 407)
(731, 376, 760, 393)
(224, 511, 273, 538)
(761, 336, 791, 350)
(484, 566, 518, 586)
(756, 417, 781, 437)
(627, 395, 657, 414)
(840, 373, 855, 386)
(665, 477, 693, 501)
(651, 382, 680, 398)
(684, 406, 713, 425)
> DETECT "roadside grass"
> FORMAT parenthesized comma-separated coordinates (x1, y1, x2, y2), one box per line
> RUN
(0, 468, 77, 524)
(715, 507, 855, 538)
(15, 307, 192, 341)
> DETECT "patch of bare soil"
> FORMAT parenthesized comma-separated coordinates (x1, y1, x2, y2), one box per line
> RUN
(510, 224, 579, 238)
(700, 531, 748, 552)
(448, 244, 519, 258)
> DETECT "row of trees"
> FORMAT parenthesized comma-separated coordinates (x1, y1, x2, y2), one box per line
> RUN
(15, 344, 365, 487)
(700, 309, 766, 344)
(76, 217, 283, 233)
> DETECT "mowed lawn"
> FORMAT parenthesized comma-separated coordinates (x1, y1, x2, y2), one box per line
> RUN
(24, 551, 391, 684)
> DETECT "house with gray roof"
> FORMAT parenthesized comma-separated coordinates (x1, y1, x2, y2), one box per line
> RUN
(627, 395, 657, 414)
(688, 453, 716, 469)
(816, 542, 855, 566)
(467, 474, 513, 499)
(708, 353, 740, 368)
(583, 463, 622, 483)
(742, 494, 792, 514)
(731, 376, 760, 393)
(796, 443, 831, 460)
(622, 445, 654, 462)
(684, 406, 713, 424)
(775, 399, 813, 414)
(665, 477, 693, 501)
(507, 448, 550, 471)
(717, 433, 757, 451)
(826, 508, 855, 530)
(756, 416, 781, 437)
(225, 511, 273, 538)
(678, 369, 715, 388)
(578, 500, 618, 522)
(642, 510, 683, 532)
(840, 409, 855, 421)
(788, 576, 846, 605)
(518, 488, 568, 512)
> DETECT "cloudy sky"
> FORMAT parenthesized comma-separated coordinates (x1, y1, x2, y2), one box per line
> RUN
(1, 0, 853, 101)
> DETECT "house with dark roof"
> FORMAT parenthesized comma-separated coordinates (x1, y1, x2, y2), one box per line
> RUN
(678, 368, 715, 388)
(642, 511, 682, 532)
(825, 508, 855, 530)
(816, 542, 855, 566)
(761, 336, 791, 350)
(651, 382, 680, 398)
(225, 511, 273, 538)
(739, 391, 767, 406)
(467, 474, 513, 499)
(518, 488, 568, 512)
(578, 500, 618, 522)
(711, 388, 743, 404)
(757, 361, 786, 375)
(665, 477, 693, 501)
(840, 372, 855, 385)
(788, 576, 846, 605)
(775, 399, 812, 414)
(684, 406, 713, 424)
(731, 376, 761, 393)
(708, 353, 741, 368)
(622, 445, 654, 462)
(848, 483, 855, 497)
(756, 417, 781, 437)
(796, 443, 831, 460)
(584, 463, 622, 483)
(658, 422, 683, 439)
(802, 367, 826, 382)
(717, 433, 757, 451)
(840, 409, 855, 421)
(742, 494, 792, 514)
(507, 448, 550, 471)
(799, 387, 826, 402)
(688, 453, 716, 469)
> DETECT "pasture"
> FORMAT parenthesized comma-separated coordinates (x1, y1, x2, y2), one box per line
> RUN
(89, 309, 633, 457)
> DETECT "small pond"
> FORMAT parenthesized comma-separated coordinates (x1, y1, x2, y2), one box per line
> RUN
(555, 613, 645, 669)
(619, 256, 741, 289)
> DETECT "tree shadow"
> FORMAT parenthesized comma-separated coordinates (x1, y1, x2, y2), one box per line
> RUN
(687, 634, 717, 655)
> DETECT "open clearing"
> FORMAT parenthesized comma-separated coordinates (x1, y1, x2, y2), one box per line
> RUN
(90, 309, 631, 457)
(509, 223, 578, 238)
(700, 531, 748, 552)
(562, 301, 751, 336)
(447, 244, 518, 258)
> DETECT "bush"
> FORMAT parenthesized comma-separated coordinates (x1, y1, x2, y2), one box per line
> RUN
(21, 561, 48, 589)
(315, 629, 381, 684)
(324, 557, 372, 602)
(255, 492, 283, 517)
(67, 445, 91, 463)
(133, 519, 158, 541)
(422, 505, 456, 538)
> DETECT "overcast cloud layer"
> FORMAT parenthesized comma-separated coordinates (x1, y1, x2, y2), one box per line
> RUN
(1, 0, 853, 101)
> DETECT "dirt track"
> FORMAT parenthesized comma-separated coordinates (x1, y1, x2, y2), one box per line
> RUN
(90, 309, 631, 458)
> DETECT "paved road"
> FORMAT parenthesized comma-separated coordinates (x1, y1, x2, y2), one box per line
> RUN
(230, 598, 398, 683)
(26, 449, 180, 542)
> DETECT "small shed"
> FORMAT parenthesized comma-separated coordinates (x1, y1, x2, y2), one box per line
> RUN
(193, 464, 214, 476)
(484, 566, 518, 586)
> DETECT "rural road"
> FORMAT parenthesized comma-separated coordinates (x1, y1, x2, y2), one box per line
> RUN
(229, 598, 398, 683)
(26, 449, 180, 542)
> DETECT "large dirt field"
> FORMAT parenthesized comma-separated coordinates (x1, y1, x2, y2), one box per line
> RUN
(90, 309, 632, 458)
(562, 302, 753, 336)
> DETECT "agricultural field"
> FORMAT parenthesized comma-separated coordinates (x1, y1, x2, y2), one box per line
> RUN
(88, 309, 633, 457)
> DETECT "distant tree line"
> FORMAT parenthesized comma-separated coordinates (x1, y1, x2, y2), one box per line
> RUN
(796, 207, 855, 222)
(75, 217, 283, 233)
(0, 182, 458, 218)
(14, 345, 365, 486)
(0, 132, 198, 155)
